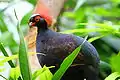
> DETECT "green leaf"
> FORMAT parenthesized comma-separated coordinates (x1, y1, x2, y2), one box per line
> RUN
(117, 51, 120, 56)
(99, 60, 112, 78)
(61, 28, 108, 34)
(100, 61, 111, 73)
(27, 0, 37, 5)
(0, 52, 36, 65)
(32, 66, 53, 80)
(9, 67, 21, 80)
(110, 55, 120, 73)
(39, 66, 53, 80)
(18, 20, 32, 80)
(0, 42, 15, 68)
(32, 68, 44, 80)
(0, 14, 8, 32)
(63, 12, 75, 19)
(0, 55, 17, 65)
(14, 9, 32, 80)
(105, 72, 120, 80)
(74, 0, 87, 11)
(88, 35, 105, 42)
(0, 62, 4, 66)
(20, 11, 32, 25)
(52, 36, 87, 80)
(63, 23, 120, 37)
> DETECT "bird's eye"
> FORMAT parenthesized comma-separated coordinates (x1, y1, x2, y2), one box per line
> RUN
(35, 16, 41, 22)
(35, 18, 39, 21)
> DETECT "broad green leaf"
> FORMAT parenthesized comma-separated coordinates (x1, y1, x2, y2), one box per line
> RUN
(117, 51, 120, 56)
(14, 10, 32, 80)
(32, 68, 44, 80)
(32, 66, 54, 80)
(0, 14, 8, 32)
(20, 11, 32, 25)
(110, 54, 120, 73)
(0, 42, 15, 68)
(39, 66, 53, 80)
(40, 68, 53, 80)
(105, 72, 120, 80)
(52, 36, 87, 80)
(9, 67, 21, 80)
(18, 28, 32, 80)
(0, 62, 4, 66)
(63, 12, 75, 19)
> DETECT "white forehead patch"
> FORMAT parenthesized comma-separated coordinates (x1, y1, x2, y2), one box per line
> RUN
(31, 14, 41, 18)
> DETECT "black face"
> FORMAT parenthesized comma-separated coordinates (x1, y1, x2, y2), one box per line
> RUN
(29, 14, 47, 27)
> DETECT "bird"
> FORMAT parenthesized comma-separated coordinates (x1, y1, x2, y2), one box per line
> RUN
(28, 13, 100, 80)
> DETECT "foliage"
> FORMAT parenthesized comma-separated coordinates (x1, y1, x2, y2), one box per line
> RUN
(0, 0, 120, 80)
(105, 72, 120, 80)
(0, 43, 15, 68)
(15, 9, 32, 80)
(9, 67, 21, 80)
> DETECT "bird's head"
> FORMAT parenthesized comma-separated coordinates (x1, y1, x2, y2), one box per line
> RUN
(29, 14, 47, 28)
(28, 0, 53, 29)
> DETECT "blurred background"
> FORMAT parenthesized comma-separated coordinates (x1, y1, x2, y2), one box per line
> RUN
(0, 0, 120, 79)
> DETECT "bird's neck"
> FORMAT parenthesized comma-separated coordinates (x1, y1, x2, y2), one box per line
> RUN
(37, 26, 51, 37)
(37, 27, 55, 40)
(37, 27, 48, 33)
(37, 23, 48, 33)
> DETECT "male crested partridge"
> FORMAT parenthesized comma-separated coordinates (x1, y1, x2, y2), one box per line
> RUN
(28, 14, 100, 80)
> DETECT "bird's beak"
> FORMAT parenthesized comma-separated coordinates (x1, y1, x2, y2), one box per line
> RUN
(29, 22, 35, 28)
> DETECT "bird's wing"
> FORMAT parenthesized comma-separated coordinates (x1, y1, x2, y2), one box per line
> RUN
(73, 36, 100, 68)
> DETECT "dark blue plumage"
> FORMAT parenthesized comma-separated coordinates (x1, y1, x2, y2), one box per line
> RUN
(29, 14, 100, 80)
